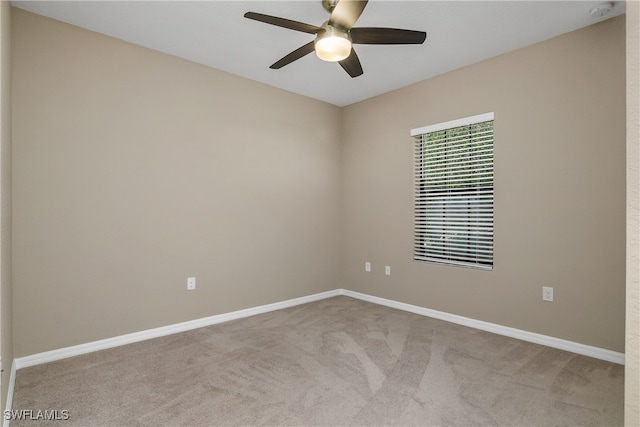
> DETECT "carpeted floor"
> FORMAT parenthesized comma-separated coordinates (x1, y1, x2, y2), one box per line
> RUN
(11, 296, 623, 426)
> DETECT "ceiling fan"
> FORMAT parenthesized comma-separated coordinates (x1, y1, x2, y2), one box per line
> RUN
(244, 0, 427, 78)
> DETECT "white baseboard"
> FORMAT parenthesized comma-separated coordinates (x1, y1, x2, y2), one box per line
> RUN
(14, 289, 341, 370)
(341, 289, 625, 365)
(3, 360, 17, 427)
(13, 288, 624, 373)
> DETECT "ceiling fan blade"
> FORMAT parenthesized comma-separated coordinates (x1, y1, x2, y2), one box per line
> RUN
(339, 48, 364, 78)
(329, 0, 368, 30)
(244, 12, 322, 34)
(351, 27, 427, 45)
(270, 42, 316, 69)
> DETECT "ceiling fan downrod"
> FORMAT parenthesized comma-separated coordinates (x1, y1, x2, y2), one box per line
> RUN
(321, 0, 340, 13)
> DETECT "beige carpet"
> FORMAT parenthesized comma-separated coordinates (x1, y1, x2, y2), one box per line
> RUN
(11, 296, 623, 426)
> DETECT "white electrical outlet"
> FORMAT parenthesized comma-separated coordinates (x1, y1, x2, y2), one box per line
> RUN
(365, 262, 371, 272)
(542, 286, 553, 302)
(187, 277, 196, 291)
(385, 266, 391, 276)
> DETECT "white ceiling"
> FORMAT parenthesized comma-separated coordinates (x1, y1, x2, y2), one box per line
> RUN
(12, 0, 625, 106)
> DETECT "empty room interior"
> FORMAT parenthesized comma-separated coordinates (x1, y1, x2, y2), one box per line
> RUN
(0, 0, 639, 425)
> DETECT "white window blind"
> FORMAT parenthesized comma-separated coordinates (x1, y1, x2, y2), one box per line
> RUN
(411, 113, 494, 270)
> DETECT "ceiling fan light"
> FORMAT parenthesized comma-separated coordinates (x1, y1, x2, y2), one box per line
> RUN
(315, 26, 352, 62)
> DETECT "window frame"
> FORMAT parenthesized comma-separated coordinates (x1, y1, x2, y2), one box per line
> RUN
(411, 112, 495, 270)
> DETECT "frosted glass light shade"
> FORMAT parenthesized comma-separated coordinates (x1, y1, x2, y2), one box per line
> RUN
(315, 26, 352, 62)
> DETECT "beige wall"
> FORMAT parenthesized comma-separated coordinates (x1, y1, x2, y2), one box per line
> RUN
(11, 9, 342, 357)
(626, 1, 640, 424)
(341, 16, 626, 352)
(0, 0, 12, 413)
(11, 7, 628, 361)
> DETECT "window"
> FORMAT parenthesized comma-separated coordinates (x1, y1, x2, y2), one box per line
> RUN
(411, 113, 494, 270)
